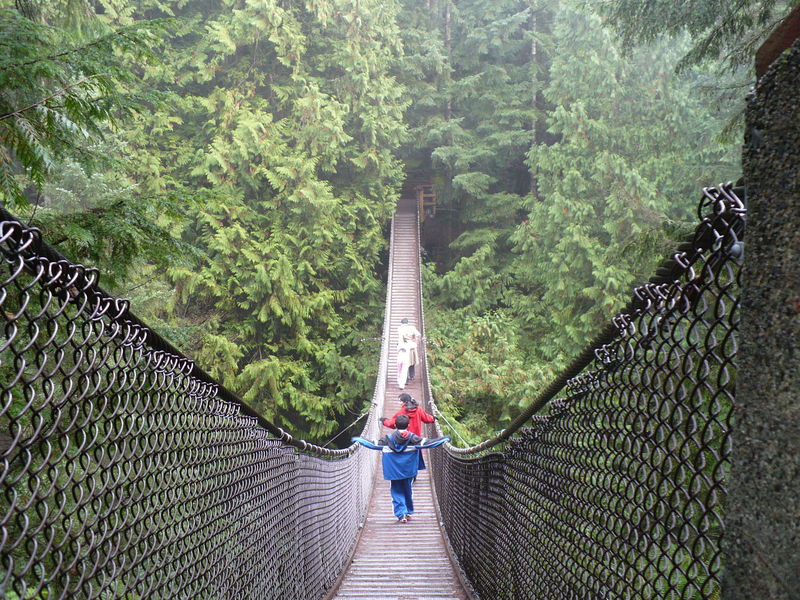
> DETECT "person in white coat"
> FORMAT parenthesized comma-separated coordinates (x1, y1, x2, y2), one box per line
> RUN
(396, 318, 421, 388)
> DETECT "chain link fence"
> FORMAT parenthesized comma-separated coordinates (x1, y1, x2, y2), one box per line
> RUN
(424, 184, 744, 600)
(2, 180, 746, 600)
(0, 208, 391, 600)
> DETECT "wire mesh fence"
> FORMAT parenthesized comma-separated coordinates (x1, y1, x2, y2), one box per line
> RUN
(2, 179, 745, 600)
(0, 209, 389, 600)
(425, 183, 744, 600)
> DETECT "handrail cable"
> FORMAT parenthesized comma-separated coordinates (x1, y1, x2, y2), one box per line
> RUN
(0, 205, 364, 457)
(425, 183, 745, 455)
(320, 408, 371, 448)
(431, 406, 469, 446)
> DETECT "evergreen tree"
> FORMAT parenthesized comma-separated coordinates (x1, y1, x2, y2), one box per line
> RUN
(397, 0, 555, 310)
(510, 5, 740, 363)
(595, 0, 799, 73)
(595, 0, 798, 138)
(117, 0, 408, 439)
(416, 1, 740, 438)
(0, 3, 162, 206)
(0, 3, 186, 286)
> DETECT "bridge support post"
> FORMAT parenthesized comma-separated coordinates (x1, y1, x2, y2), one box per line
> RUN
(723, 28, 800, 600)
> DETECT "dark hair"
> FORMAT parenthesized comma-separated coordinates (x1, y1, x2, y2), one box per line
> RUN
(395, 414, 410, 429)
(399, 393, 412, 404)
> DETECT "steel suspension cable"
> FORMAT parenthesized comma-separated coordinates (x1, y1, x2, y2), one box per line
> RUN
(422, 184, 745, 455)
(0, 205, 376, 457)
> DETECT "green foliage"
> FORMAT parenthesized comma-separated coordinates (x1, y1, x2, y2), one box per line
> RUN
(511, 6, 740, 362)
(592, 0, 799, 143)
(426, 306, 555, 443)
(595, 0, 799, 73)
(0, 6, 165, 206)
(0, 0, 747, 445)
(14, 141, 193, 289)
(112, 0, 408, 439)
(403, 0, 741, 436)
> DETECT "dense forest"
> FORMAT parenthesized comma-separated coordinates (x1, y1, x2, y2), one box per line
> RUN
(1, 0, 794, 443)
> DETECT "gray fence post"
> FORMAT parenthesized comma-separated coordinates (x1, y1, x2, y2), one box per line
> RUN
(723, 29, 800, 600)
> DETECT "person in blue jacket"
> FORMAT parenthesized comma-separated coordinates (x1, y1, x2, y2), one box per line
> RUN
(353, 414, 449, 523)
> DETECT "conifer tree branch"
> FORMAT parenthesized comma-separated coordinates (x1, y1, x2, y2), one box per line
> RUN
(0, 30, 129, 73)
(0, 75, 101, 121)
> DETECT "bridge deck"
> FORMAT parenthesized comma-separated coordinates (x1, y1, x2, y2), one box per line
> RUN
(328, 199, 469, 600)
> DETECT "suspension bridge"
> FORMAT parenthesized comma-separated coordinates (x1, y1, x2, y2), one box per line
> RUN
(0, 183, 742, 600)
(1, 31, 799, 600)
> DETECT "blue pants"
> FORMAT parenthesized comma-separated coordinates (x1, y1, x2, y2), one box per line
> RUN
(389, 478, 414, 519)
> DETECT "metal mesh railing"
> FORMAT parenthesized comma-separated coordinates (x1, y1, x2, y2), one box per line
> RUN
(423, 183, 744, 599)
(2, 178, 745, 599)
(0, 207, 389, 600)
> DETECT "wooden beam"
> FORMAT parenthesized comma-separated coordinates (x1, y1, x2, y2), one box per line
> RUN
(756, 5, 800, 78)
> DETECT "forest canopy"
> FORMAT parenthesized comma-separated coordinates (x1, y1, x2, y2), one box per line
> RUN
(1, 0, 790, 443)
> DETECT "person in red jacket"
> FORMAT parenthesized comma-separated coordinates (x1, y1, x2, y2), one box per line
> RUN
(380, 394, 435, 436)
(380, 394, 436, 470)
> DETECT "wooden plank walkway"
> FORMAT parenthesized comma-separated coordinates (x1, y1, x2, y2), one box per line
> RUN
(328, 199, 470, 600)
